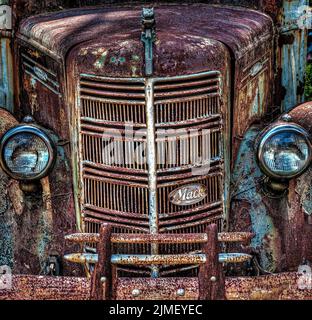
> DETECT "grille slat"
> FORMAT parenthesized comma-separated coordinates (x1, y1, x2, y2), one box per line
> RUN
(156, 96, 221, 126)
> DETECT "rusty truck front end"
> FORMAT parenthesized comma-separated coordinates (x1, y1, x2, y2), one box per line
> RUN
(0, 0, 312, 300)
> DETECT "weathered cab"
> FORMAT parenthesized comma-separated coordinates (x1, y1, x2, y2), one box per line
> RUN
(0, 0, 311, 300)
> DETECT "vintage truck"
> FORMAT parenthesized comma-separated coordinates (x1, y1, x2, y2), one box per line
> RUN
(0, 0, 312, 300)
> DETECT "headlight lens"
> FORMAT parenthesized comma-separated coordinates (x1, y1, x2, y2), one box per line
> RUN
(258, 124, 312, 179)
(0, 125, 56, 180)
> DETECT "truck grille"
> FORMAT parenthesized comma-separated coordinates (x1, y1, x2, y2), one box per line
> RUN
(78, 72, 225, 273)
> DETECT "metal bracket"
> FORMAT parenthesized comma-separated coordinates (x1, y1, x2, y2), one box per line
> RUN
(141, 8, 156, 77)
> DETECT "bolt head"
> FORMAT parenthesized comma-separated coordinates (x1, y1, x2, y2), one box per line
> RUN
(281, 114, 292, 122)
(132, 289, 141, 297)
(22, 115, 35, 124)
(177, 288, 185, 297)
(210, 276, 217, 282)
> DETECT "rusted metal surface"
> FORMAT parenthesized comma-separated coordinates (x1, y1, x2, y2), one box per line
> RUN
(64, 222, 252, 294)
(115, 277, 200, 300)
(18, 5, 272, 75)
(0, 108, 81, 276)
(6, 129, 82, 277)
(118, 272, 312, 300)
(218, 232, 254, 243)
(0, 272, 311, 300)
(6, 35, 81, 276)
(87, 223, 226, 300)
(226, 272, 312, 300)
(230, 125, 284, 273)
(12, 42, 77, 273)
(64, 252, 252, 265)
(287, 101, 312, 134)
(230, 101, 312, 274)
(0, 108, 18, 269)
(277, 102, 312, 269)
(74, 70, 229, 273)
(199, 224, 225, 300)
(75, 71, 226, 245)
(12, 0, 279, 30)
(111, 254, 208, 266)
(2, 1, 308, 294)
(0, 275, 91, 300)
(13, 3, 276, 278)
(66, 232, 254, 244)
(0, 108, 17, 134)
(90, 224, 112, 300)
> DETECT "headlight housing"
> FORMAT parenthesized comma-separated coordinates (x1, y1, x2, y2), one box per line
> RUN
(257, 124, 312, 179)
(0, 125, 56, 181)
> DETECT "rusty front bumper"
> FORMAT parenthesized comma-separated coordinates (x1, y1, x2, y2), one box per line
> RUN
(0, 273, 311, 300)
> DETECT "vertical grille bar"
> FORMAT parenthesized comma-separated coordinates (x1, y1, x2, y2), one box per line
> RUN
(146, 79, 159, 277)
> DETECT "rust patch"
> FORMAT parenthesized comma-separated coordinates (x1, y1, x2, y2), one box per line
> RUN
(7, 180, 24, 216)
(288, 101, 312, 134)
(0, 108, 18, 135)
(226, 272, 312, 300)
(0, 275, 91, 300)
(17, 4, 273, 77)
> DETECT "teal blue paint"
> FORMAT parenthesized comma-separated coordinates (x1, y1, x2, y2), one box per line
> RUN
(119, 57, 126, 64)
(232, 126, 278, 272)
(110, 56, 126, 65)
(281, 0, 308, 112)
(0, 38, 14, 112)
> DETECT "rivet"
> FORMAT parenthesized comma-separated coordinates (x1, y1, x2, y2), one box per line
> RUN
(132, 289, 141, 297)
(100, 277, 106, 283)
(210, 276, 217, 282)
(177, 288, 185, 297)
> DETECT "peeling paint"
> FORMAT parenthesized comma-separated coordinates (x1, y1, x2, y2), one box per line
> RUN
(0, 38, 14, 112)
(278, 0, 309, 111)
(231, 126, 282, 272)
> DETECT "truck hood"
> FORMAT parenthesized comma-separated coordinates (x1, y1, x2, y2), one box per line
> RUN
(18, 4, 273, 77)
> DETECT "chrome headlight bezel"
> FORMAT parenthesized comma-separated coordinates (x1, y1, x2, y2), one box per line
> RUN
(257, 123, 312, 180)
(0, 125, 56, 181)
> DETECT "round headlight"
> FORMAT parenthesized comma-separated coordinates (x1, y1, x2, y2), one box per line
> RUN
(0, 125, 56, 181)
(258, 124, 312, 179)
